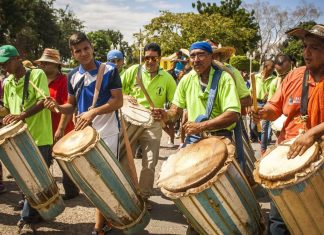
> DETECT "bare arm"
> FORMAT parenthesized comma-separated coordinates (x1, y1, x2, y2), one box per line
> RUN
(54, 113, 73, 142)
(252, 103, 281, 123)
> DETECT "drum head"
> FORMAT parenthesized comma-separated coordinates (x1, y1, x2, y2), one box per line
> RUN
(158, 137, 228, 193)
(121, 96, 152, 126)
(0, 121, 26, 141)
(53, 126, 98, 158)
(259, 138, 319, 180)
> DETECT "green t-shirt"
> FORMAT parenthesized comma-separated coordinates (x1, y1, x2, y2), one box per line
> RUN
(224, 63, 250, 99)
(268, 77, 279, 100)
(252, 73, 276, 100)
(172, 68, 241, 131)
(121, 64, 177, 109)
(3, 69, 53, 146)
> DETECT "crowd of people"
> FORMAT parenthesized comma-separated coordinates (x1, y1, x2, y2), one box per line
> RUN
(0, 23, 323, 235)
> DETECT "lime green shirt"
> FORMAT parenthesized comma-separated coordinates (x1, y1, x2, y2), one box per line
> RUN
(268, 77, 279, 100)
(224, 63, 250, 99)
(3, 69, 53, 146)
(253, 73, 276, 100)
(172, 68, 241, 131)
(121, 64, 177, 109)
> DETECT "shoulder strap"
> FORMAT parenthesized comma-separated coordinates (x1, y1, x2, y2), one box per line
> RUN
(135, 64, 155, 108)
(300, 70, 310, 117)
(21, 69, 32, 111)
(89, 63, 106, 110)
(205, 65, 222, 119)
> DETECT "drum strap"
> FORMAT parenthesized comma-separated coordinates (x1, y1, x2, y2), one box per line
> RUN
(300, 70, 310, 119)
(21, 69, 32, 111)
(135, 65, 155, 108)
(89, 63, 106, 110)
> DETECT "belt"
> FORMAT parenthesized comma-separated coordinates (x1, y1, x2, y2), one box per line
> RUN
(209, 129, 233, 139)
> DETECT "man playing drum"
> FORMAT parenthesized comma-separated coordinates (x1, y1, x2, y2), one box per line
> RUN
(121, 42, 177, 210)
(44, 32, 123, 235)
(252, 24, 324, 235)
(0, 45, 53, 232)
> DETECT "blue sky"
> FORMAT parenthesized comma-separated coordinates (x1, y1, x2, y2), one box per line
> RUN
(54, 0, 323, 43)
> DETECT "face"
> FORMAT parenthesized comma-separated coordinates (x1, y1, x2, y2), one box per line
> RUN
(275, 59, 291, 76)
(0, 56, 19, 74)
(109, 59, 124, 71)
(37, 61, 59, 75)
(189, 49, 212, 75)
(144, 50, 160, 73)
(303, 36, 324, 71)
(70, 40, 94, 65)
(263, 61, 275, 75)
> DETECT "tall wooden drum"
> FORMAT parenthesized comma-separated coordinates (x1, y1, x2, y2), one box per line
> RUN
(254, 138, 324, 235)
(158, 137, 264, 235)
(52, 126, 150, 234)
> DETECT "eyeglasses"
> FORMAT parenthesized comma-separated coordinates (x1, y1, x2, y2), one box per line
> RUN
(144, 56, 159, 62)
(189, 52, 209, 61)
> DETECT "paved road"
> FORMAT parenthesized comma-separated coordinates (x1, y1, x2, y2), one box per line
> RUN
(0, 132, 270, 234)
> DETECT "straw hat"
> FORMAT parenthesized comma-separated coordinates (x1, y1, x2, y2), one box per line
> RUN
(34, 48, 62, 65)
(22, 60, 37, 69)
(286, 24, 324, 40)
(205, 39, 236, 60)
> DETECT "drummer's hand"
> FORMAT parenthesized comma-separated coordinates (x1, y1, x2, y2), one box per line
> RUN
(288, 132, 315, 159)
(75, 109, 96, 131)
(183, 121, 203, 135)
(151, 108, 167, 122)
(3, 114, 25, 125)
(54, 129, 65, 142)
(251, 107, 265, 123)
(44, 97, 59, 112)
(128, 96, 138, 105)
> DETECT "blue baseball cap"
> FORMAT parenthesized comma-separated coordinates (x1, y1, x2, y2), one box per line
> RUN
(107, 50, 124, 61)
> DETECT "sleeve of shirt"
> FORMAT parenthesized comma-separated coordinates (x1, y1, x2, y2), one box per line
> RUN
(172, 74, 188, 109)
(109, 66, 122, 90)
(232, 68, 250, 99)
(121, 65, 137, 95)
(31, 69, 49, 101)
(3, 82, 9, 109)
(268, 77, 278, 100)
(67, 69, 75, 96)
(267, 80, 284, 117)
(60, 75, 69, 105)
(218, 72, 241, 113)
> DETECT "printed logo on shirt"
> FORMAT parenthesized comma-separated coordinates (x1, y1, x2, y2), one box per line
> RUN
(156, 86, 164, 96)
(288, 95, 301, 105)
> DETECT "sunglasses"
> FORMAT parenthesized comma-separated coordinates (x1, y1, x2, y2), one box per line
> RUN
(144, 56, 159, 62)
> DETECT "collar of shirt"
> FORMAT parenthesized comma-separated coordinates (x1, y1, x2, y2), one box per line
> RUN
(78, 60, 101, 76)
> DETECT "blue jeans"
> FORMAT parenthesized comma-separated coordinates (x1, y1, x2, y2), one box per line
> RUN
(261, 119, 270, 152)
(268, 202, 290, 235)
(21, 145, 51, 223)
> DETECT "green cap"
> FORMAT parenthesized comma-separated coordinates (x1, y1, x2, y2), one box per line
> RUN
(0, 45, 19, 63)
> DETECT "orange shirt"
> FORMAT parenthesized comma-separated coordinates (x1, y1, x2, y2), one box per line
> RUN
(267, 66, 319, 143)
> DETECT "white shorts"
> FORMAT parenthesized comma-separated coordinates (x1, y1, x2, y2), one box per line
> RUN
(101, 133, 119, 159)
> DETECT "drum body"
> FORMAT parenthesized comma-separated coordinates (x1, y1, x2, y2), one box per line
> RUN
(52, 127, 150, 234)
(119, 96, 153, 158)
(158, 137, 264, 235)
(0, 121, 64, 220)
(254, 138, 324, 235)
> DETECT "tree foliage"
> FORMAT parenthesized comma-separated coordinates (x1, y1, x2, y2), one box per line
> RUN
(141, 11, 259, 56)
(229, 55, 260, 72)
(87, 30, 132, 63)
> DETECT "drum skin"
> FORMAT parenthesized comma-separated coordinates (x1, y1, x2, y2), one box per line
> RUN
(159, 137, 264, 235)
(0, 121, 64, 220)
(52, 127, 150, 234)
(254, 140, 324, 235)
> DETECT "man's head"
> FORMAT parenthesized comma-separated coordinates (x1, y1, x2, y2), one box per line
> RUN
(176, 50, 182, 58)
(69, 32, 94, 65)
(189, 41, 213, 75)
(262, 59, 275, 77)
(143, 42, 161, 73)
(34, 48, 62, 75)
(107, 50, 124, 71)
(0, 45, 20, 74)
(274, 54, 292, 76)
(286, 24, 324, 72)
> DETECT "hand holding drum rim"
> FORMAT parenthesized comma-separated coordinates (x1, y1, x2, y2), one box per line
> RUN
(151, 108, 167, 122)
(2, 114, 24, 125)
(288, 132, 316, 159)
(183, 121, 203, 135)
(75, 109, 96, 131)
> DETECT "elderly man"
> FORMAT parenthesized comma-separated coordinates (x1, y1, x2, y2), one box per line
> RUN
(253, 24, 324, 235)
(121, 42, 177, 210)
(153, 41, 241, 143)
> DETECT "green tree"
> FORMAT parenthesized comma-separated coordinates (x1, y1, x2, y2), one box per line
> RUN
(141, 11, 259, 56)
(87, 30, 131, 63)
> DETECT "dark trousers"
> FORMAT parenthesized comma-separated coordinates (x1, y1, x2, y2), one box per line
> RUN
(21, 145, 51, 223)
(268, 202, 290, 235)
(59, 164, 79, 197)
